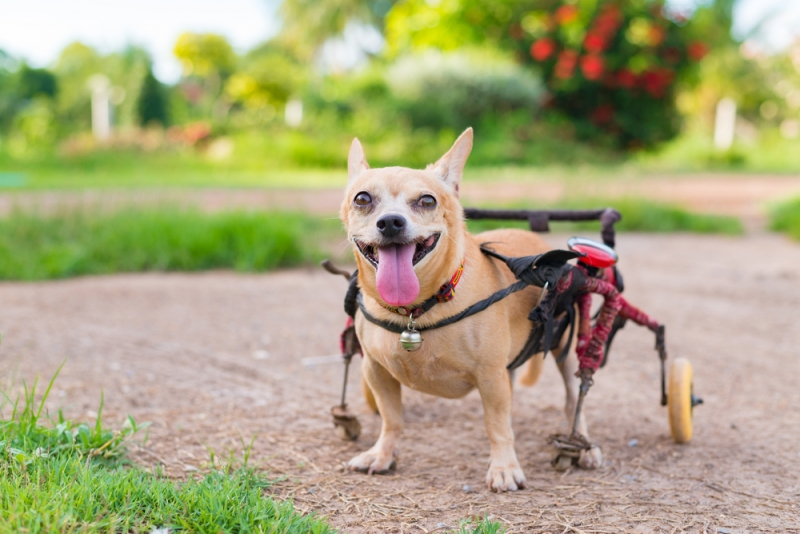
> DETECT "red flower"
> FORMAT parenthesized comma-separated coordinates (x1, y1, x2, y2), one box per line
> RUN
(530, 38, 557, 61)
(687, 41, 709, 61)
(580, 55, 605, 81)
(640, 68, 675, 98)
(591, 104, 615, 125)
(616, 68, 637, 89)
(584, 32, 607, 54)
(554, 5, 579, 25)
(593, 4, 623, 37)
(554, 50, 579, 80)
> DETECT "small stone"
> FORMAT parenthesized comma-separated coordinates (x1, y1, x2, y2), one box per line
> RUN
(628, 438, 639, 447)
(717, 528, 731, 534)
(730, 422, 738, 430)
(462, 484, 472, 493)
(253, 350, 270, 360)
(436, 523, 446, 529)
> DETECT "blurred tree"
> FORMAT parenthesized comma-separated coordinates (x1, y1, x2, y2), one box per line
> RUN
(16, 64, 58, 100)
(173, 33, 237, 80)
(278, 0, 396, 59)
(384, 0, 522, 56)
(0, 54, 59, 148)
(0, 49, 19, 133)
(136, 65, 168, 126)
(173, 33, 238, 122)
(53, 42, 152, 133)
(225, 42, 307, 125)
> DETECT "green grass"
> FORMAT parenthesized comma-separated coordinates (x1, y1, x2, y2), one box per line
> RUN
(0, 367, 334, 533)
(1, 367, 503, 533)
(1, 458, 334, 533)
(769, 197, 800, 240)
(0, 207, 341, 280)
(0, 149, 351, 189)
(467, 198, 743, 236)
(0, 362, 147, 467)
(0, 198, 740, 281)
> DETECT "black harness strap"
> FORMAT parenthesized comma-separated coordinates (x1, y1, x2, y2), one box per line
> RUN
(356, 280, 530, 334)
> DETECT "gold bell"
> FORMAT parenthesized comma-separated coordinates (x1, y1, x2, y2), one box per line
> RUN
(400, 329, 423, 351)
(400, 317, 423, 351)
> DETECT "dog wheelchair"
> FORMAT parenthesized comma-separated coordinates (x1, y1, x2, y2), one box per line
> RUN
(324, 207, 702, 470)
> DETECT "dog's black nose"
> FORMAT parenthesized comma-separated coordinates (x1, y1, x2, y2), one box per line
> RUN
(376, 214, 406, 238)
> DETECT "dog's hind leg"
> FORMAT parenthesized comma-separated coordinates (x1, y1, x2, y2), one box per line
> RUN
(555, 334, 604, 469)
(347, 355, 402, 475)
(478, 369, 527, 492)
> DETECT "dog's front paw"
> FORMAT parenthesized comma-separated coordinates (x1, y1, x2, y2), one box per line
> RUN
(486, 461, 527, 492)
(347, 448, 397, 475)
(578, 445, 603, 469)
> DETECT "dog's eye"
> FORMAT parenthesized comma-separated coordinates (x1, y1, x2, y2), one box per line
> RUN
(354, 192, 372, 207)
(417, 195, 437, 208)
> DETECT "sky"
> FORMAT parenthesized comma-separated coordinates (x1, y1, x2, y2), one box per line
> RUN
(0, 0, 798, 83)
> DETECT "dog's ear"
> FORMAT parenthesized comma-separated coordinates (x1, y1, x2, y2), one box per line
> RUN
(348, 138, 370, 183)
(428, 127, 473, 196)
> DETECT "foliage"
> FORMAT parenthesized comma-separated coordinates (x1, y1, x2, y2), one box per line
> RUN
(15, 64, 58, 100)
(518, 0, 711, 148)
(136, 65, 169, 127)
(387, 49, 543, 131)
(386, 0, 730, 148)
(769, 197, 800, 241)
(52, 43, 152, 135)
(173, 32, 237, 79)
(278, 0, 394, 60)
(224, 42, 307, 123)
(0, 1, 792, 167)
(0, 207, 339, 280)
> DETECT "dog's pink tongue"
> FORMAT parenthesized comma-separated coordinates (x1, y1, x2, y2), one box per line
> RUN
(376, 244, 419, 306)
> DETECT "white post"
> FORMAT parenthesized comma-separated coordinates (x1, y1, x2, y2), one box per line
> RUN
(88, 74, 112, 141)
(713, 98, 736, 151)
(285, 98, 303, 128)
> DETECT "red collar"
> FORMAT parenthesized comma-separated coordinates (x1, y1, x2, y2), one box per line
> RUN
(382, 259, 465, 318)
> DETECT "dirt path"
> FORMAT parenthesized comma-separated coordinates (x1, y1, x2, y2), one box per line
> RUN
(2, 232, 799, 532)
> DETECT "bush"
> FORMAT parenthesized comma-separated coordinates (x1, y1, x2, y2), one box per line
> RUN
(519, 0, 708, 148)
(387, 49, 543, 131)
(136, 65, 169, 127)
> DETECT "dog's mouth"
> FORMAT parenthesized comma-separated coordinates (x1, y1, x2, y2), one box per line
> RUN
(355, 233, 440, 268)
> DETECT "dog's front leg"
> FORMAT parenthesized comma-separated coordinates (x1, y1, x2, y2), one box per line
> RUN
(478, 369, 526, 492)
(347, 355, 402, 475)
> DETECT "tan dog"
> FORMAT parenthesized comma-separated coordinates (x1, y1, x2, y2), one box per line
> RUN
(340, 128, 602, 492)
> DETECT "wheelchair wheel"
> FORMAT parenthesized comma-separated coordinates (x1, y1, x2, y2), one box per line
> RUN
(668, 357, 695, 443)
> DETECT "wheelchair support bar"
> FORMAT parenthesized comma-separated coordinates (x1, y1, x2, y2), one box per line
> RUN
(463, 208, 622, 249)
